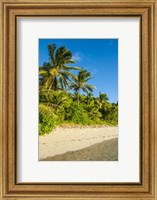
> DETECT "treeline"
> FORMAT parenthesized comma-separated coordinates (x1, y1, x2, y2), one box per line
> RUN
(39, 44, 118, 135)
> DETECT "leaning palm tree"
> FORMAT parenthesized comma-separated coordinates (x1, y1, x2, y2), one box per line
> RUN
(69, 68, 96, 105)
(39, 44, 80, 92)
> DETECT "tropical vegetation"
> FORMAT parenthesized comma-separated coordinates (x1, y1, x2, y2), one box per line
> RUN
(39, 44, 118, 135)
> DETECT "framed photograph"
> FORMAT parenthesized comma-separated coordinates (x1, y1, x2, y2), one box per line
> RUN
(0, 0, 156, 199)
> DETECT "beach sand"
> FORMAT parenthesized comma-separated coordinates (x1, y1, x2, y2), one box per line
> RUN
(42, 138, 118, 161)
(39, 126, 118, 161)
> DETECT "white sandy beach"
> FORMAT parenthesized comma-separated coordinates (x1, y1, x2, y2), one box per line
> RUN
(39, 126, 118, 160)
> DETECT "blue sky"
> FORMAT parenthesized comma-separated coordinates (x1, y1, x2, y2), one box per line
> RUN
(39, 39, 118, 103)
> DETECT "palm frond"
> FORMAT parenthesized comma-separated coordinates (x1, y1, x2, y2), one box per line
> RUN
(45, 76, 53, 89)
(49, 68, 58, 77)
(39, 70, 48, 76)
(63, 66, 80, 70)
(83, 83, 96, 92)
(82, 87, 89, 93)
(64, 71, 78, 81)
(48, 44, 56, 66)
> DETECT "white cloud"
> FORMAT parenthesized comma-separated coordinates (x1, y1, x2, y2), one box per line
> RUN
(72, 52, 82, 61)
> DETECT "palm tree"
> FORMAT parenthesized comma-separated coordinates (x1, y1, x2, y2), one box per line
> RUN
(99, 92, 109, 102)
(39, 44, 80, 92)
(69, 68, 96, 105)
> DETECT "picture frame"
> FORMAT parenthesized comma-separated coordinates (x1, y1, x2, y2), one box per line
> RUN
(0, 0, 156, 199)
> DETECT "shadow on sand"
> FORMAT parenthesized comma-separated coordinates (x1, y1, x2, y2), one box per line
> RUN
(42, 138, 118, 161)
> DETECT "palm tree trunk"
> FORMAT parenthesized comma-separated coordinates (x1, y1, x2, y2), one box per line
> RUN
(77, 93, 79, 106)
(77, 88, 80, 107)
(48, 79, 54, 93)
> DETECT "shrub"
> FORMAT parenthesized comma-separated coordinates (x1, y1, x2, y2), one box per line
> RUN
(39, 104, 58, 135)
(66, 102, 92, 125)
(104, 105, 118, 125)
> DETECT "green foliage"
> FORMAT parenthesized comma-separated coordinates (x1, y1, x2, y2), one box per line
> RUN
(68, 68, 95, 105)
(39, 104, 58, 135)
(39, 92, 118, 135)
(65, 102, 92, 125)
(104, 104, 118, 125)
(39, 44, 118, 135)
(39, 44, 80, 91)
